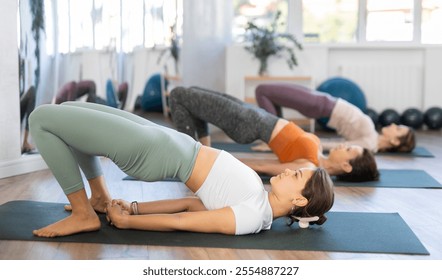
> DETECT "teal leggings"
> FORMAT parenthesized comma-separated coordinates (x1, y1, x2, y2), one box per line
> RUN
(29, 102, 201, 195)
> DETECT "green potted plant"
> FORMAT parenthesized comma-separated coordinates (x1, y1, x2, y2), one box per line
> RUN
(243, 11, 302, 76)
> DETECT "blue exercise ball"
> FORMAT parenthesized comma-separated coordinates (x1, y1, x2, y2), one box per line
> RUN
(400, 108, 424, 129)
(106, 79, 118, 108)
(316, 77, 367, 130)
(141, 73, 168, 112)
(424, 107, 442, 130)
(379, 109, 400, 127)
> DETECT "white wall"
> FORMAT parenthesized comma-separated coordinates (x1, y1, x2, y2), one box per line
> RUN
(423, 47, 442, 109)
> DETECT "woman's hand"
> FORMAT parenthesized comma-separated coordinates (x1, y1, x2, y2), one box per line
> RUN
(106, 199, 130, 228)
(111, 199, 131, 214)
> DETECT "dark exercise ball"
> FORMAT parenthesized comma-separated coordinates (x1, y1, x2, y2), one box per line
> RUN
(365, 108, 379, 126)
(424, 107, 442, 130)
(379, 109, 400, 127)
(400, 108, 424, 129)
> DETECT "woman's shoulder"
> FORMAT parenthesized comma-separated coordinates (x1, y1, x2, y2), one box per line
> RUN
(231, 197, 273, 235)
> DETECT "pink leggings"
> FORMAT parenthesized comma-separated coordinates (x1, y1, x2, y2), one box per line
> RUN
(255, 83, 337, 118)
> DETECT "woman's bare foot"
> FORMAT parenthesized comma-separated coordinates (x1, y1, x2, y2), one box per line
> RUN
(33, 212, 101, 238)
(64, 196, 109, 213)
(64, 176, 112, 213)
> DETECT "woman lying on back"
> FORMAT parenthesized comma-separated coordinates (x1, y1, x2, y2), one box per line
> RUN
(29, 102, 334, 237)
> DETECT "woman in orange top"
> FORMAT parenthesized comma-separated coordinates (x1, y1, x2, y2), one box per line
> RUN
(169, 86, 379, 182)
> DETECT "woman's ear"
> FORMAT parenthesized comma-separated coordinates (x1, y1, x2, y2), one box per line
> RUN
(292, 196, 308, 207)
(390, 137, 400, 147)
(340, 161, 353, 173)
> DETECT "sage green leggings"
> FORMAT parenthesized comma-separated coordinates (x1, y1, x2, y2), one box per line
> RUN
(29, 102, 201, 195)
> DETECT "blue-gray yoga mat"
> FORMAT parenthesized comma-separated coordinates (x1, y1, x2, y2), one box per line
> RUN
(211, 142, 434, 157)
(333, 169, 442, 188)
(125, 169, 441, 189)
(0, 200, 429, 255)
(377, 146, 434, 157)
(259, 169, 442, 189)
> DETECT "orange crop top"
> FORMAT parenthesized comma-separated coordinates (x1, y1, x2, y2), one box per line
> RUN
(268, 122, 320, 166)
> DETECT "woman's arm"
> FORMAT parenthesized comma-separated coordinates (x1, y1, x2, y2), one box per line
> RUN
(112, 197, 207, 215)
(240, 158, 315, 176)
(106, 202, 236, 235)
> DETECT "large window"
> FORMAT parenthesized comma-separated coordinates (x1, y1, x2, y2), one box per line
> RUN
(93, 0, 121, 51)
(366, 0, 414, 42)
(52, 0, 441, 53)
(55, 0, 183, 54)
(422, 0, 442, 44)
(69, 0, 94, 51)
(302, 0, 441, 44)
(232, 0, 289, 42)
(303, 0, 358, 43)
(144, 0, 182, 48)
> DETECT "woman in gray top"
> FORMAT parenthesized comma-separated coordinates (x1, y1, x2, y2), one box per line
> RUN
(29, 102, 334, 237)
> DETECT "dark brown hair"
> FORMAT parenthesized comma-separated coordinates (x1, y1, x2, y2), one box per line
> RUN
(288, 168, 335, 227)
(379, 127, 416, 153)
(336, 148, 380, 182)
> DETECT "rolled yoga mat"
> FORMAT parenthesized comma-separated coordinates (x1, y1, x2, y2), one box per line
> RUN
(0, 200, 429, 255)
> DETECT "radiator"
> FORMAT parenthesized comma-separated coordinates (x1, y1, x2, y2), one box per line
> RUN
(340, 64, 424, 113)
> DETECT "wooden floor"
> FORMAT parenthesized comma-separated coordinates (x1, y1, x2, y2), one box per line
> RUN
(1, 111, 442, 260)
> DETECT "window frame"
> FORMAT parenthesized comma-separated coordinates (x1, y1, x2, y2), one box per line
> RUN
(286, 0, 438, 46)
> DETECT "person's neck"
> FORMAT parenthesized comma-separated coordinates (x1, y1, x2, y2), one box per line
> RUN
(318, 155, 340, 176)
(377, 134, 391, 151)
(267, 191, 291, 219)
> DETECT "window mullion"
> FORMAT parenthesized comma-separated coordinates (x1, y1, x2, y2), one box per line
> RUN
(358, 0, 367, 43)
(289, 0, 303, 43)
(413, 0, 422, 43)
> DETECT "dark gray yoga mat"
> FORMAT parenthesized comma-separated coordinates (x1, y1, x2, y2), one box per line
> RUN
(211, 142, 434, 157)
(0, 200, 429, 255)
(259, 169, 442, 188)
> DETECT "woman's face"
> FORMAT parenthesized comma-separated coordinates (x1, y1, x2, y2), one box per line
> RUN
(270, 168, 315, 197)
(328, 144, 363, 164)
(381, 123, 409, 142)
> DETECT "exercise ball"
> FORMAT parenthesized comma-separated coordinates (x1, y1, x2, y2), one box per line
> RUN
(379, 109, 400, 127)
(424, 107, 442, 130)
(141, 73, 168, 112)
(365, 108, 379, 127)
(400, 108, 424, 129)
(106, 79, 118, 108)
(316, 77, 367, 130)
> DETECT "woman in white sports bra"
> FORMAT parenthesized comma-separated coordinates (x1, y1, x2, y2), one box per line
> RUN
(30, 102, 334, 237)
